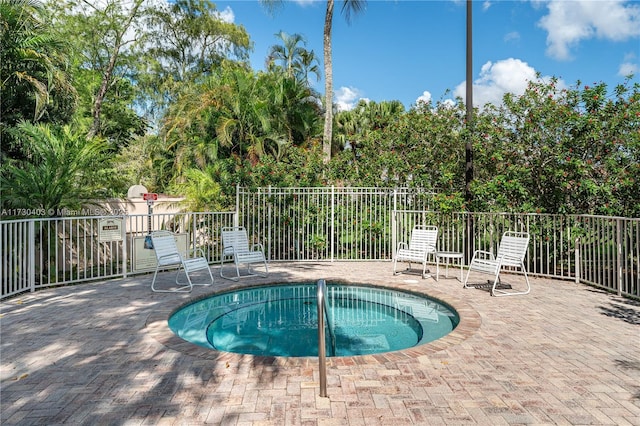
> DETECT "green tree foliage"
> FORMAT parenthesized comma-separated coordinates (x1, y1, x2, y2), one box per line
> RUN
(331, 99, 464, 209)
(266, 31, 321, 84)
(0, 0, 77, 160)
(0, 122, 114, 215)
(153, 63, 323, 188)
(328, 78, 639, 216)
(119, 62, 324, 208)
(137, 73, 638, 216)
(333, 99, 405, 159)
(145, 0, 250, 81)
(471, 77, 640, 215)
(261, 70, 323, 157)
(260, 0, 366, 163)
(139, 0, 251, 125)
(171, 165, 224, 212)
(47, 0, 148, 149)
(114, 132, 176, 194)
(3, 0, 638, 218)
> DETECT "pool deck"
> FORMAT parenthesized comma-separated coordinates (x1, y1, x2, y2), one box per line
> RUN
(1, 262, 639, 425)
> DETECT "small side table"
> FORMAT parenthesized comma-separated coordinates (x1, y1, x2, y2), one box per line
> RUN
(435, 251, 464, 282)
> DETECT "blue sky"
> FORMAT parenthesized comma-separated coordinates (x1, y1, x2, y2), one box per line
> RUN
(214, 0, 640, 110)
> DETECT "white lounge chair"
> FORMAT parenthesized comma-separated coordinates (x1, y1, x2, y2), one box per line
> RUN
(463, 231, 531, 296)
(393, 225, 438, 279)
(150, 231, 214, 293)
(220, 226, 268, 281)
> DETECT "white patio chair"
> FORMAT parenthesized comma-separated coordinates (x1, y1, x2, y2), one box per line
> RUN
(220, 226, 268, 281)
(393, 225, 438, 279)
(463, 231, 531, 296)
(150, 230, 214, 293)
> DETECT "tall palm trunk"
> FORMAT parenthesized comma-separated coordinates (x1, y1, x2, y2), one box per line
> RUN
(261, 0, 364, 164)
(322, 0, 334, 164)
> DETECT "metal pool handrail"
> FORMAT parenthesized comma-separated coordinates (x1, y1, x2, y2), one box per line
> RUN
(317, 279, 335, 397)
(318, 280, 336, 356)
(323, 287, 336, 357)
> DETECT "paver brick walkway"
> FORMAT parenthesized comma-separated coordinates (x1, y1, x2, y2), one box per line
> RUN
(1, 262, 639, 425)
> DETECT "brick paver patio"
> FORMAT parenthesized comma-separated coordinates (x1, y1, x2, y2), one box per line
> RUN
(1, 262, 639, 425)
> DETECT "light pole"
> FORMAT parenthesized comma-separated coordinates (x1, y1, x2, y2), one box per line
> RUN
(465, 0, 473, 202)
(465, 0, 474, 263)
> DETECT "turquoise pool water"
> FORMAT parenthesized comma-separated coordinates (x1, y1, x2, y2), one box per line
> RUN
(168, 283, 459, 357)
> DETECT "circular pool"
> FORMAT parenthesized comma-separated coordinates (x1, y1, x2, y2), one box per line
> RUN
(169, 283, 459, 357)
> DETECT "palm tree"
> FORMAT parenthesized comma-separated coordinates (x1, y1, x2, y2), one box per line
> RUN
(334, 99, 403, 161)
(266, 31, 307, 78)
(0, 0, 76, 159)
(0, 122, 110, 214)
(156, 63, 322, 191)
(262, 71, 322, 158)
(266, 31, 320, 85)
(267, 31, 321, 85)
(161, 64, 271, 167)
(260, 0, 366, 163)
(321, 0, 366, 164)
(297, 49, 321, 84)
(171, 165, 223, 212)
(213, 66, 271, 164)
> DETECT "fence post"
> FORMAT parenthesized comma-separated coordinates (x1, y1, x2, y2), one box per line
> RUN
(391, 209, 397, 262)
(330, 186, 335, 262)
(122, 216, 128, 278)
(391, 189, 398, 261)
(465, 213, 474, 264)
(189, 212, 196, 255)
(268, 186, 272, 262)
(616, 219, 622, 296)
(234, 184, 240, 228)
(29, 220, 36, 293)
(574, 237, 580, 284)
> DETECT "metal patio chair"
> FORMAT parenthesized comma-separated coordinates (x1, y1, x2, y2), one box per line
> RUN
(220, 226, 268, 281)
(463, 231, 531, 296)
(150, 230, 214, 292)
(393, 225, 438, 279)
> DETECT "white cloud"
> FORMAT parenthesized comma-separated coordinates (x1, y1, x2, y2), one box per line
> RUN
(441, 99, 456, 109)
(292, 0, 320, 6)
(504, 31, 520, 43)
(538, 0, 640, 61)
(619, 61, 639, 76)
(416, 91, 432, 105)
(619, 52, 639, 76)
(335, 86, 363, 111)
(217, 6, 235, 23)
(452, 58, 561, 107)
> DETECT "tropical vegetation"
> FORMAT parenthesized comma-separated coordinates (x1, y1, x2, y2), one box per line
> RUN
(1, 0, 639, 219)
